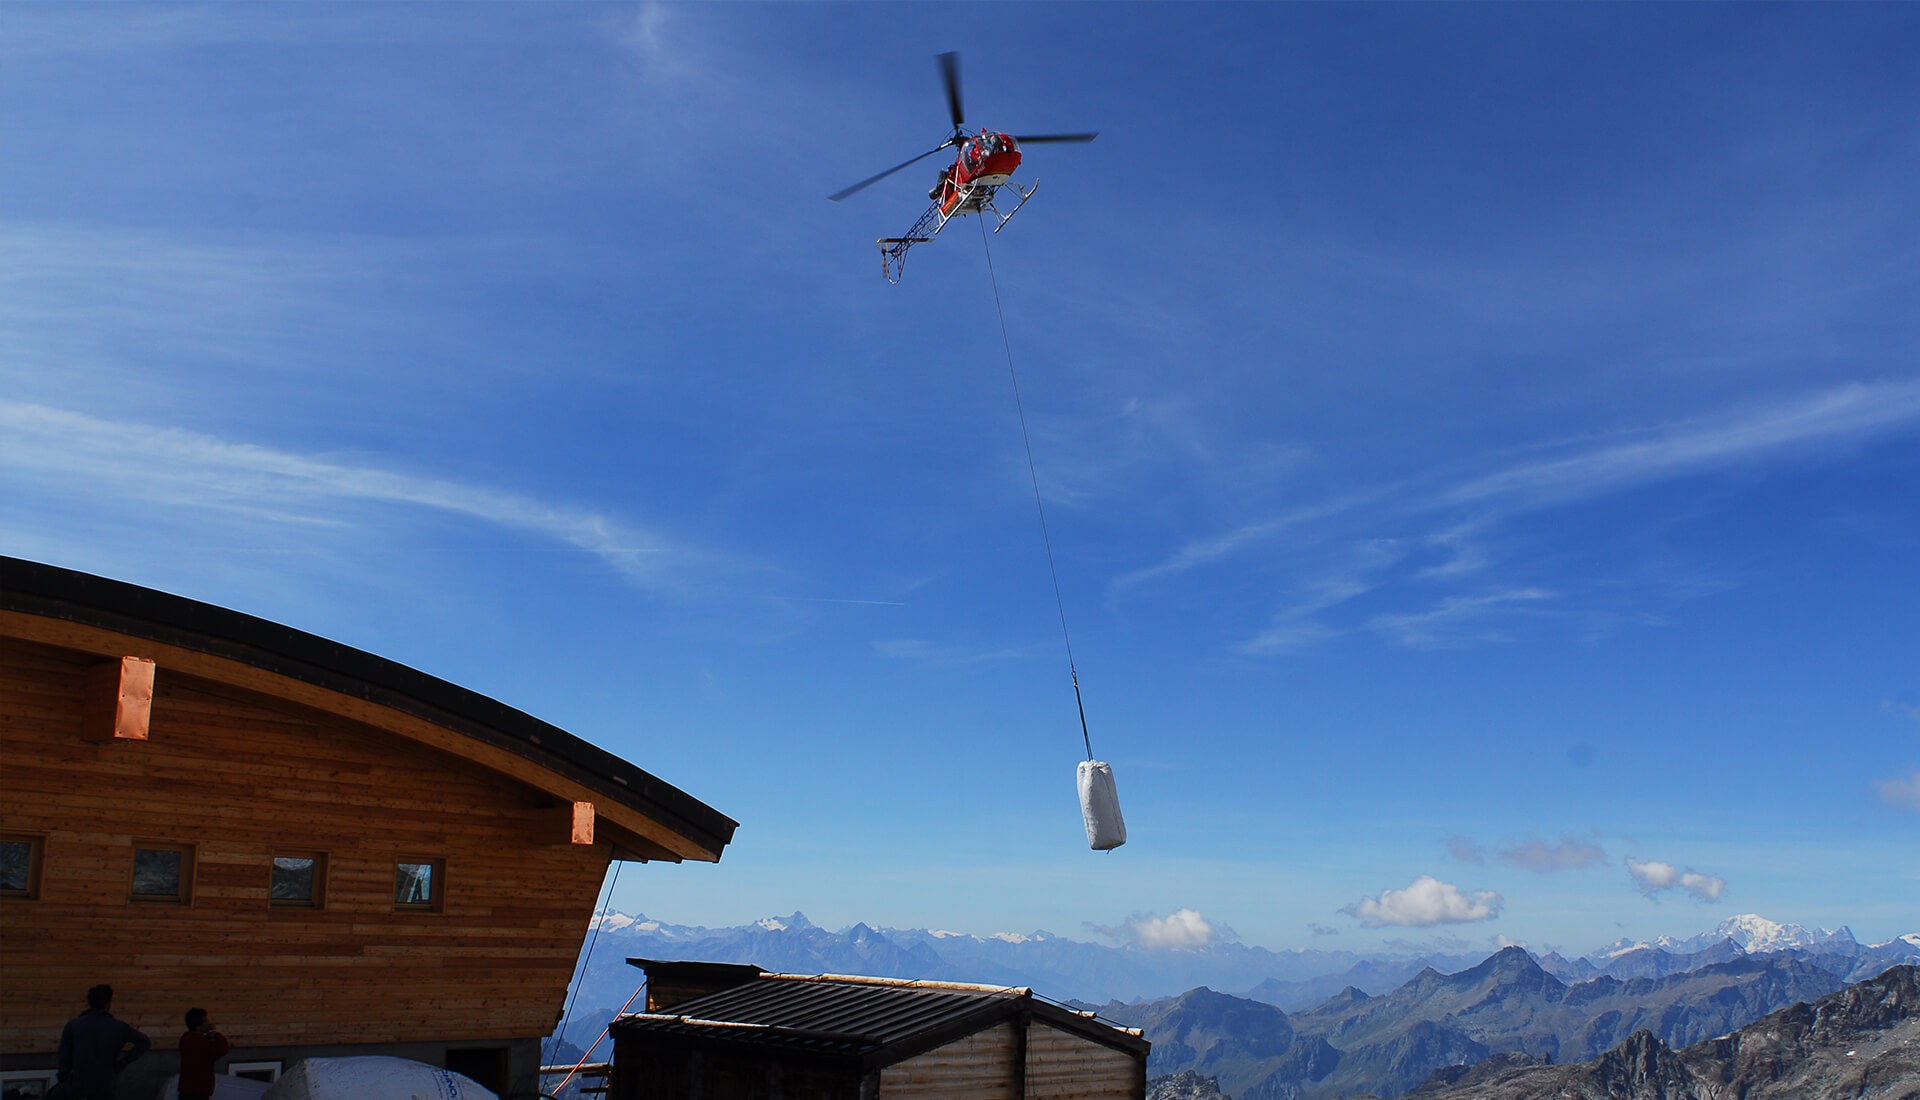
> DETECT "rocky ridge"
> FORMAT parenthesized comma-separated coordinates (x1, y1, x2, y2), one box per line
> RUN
(1404, 963, 1920, 1099)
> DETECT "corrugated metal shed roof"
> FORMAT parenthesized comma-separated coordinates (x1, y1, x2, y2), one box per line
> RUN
(612, 972, 1146, 1070)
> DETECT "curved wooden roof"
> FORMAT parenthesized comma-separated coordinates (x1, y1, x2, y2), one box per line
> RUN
(0, 556, 736, 863)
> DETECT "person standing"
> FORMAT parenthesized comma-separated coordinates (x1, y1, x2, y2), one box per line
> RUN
(176, 1008, 230, 1100)
(55, 984, 150, 1100)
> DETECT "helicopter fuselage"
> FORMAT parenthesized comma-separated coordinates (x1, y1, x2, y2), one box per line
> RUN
(933, 131, 1023, 216)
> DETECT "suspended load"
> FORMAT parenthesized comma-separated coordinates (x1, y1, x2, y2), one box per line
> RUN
(1077, 759, 1127, 851)
(263, 1057, 497, 1100)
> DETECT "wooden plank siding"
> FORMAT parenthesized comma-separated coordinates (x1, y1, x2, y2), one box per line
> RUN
(0, 609, 716, 863)
(0, 633, 610, 1053)
(878, 1021, 1018, 1100)
(1025, 1020, 1144, 1100)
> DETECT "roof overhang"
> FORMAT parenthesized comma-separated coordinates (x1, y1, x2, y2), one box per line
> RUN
(0, 557, 737, 862)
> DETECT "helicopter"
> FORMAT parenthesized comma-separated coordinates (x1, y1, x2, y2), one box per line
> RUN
(829, 52, 1097, 282)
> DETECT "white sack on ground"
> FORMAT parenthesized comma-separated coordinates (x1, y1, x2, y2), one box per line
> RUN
(263, 1057, 497, 1100)
(1077, 759, 1127, 851)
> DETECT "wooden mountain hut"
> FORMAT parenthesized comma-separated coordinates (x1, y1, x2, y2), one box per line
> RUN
(610, 959, 1149, 1100)
(0, 558, 737, 1099)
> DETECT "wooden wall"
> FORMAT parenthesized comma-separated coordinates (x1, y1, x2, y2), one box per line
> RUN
(879, 1021, 1018, 1100)
(1025, 1020, 1143, 1100)
(1, 633, 613, 1054)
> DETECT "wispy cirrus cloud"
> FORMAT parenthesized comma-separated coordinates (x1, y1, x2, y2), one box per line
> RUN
(1444, 382, 1920, 510)
(1368, 587, 1557, 649)
(1124, 380, 1920, 654)
(0, 402, 745, 595)
(1129, 381, 1920, 589)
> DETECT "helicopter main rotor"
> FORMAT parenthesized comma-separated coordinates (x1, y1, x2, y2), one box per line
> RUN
(828, 52, 1096, 203)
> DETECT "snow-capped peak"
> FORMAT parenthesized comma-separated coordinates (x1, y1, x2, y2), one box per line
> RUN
(591, 910, 640, 932)
(1693, 914, 1855, 954)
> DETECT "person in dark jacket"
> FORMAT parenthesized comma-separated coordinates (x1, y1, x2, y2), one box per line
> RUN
(55, 984, 150, 1100)
(176, 1007, 230, 1100)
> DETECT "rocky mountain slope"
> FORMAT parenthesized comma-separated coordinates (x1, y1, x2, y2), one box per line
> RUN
(1405, 963, 1920, 1099)
(1102, 947, 1856, 1099)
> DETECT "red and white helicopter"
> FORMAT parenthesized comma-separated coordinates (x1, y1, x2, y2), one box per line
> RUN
(829, 52, 1097, 282)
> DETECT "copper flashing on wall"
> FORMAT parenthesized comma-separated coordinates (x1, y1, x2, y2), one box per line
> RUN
(84, 655, 154, 743)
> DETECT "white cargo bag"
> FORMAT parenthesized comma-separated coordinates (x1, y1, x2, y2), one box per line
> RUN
(263, 1057, 497, 1100)
(1077, 759, 1127, 851)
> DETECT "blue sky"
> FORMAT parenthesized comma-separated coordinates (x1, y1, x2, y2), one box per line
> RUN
(4, 3, 1916, 957)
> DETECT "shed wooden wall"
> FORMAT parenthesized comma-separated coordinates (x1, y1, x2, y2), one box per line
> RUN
(611, 1034, 864, 1100)
(1, 633, 611, 1053)
(1025, 1020, 1144, 1100)
(879, 1021, 1018, 1100)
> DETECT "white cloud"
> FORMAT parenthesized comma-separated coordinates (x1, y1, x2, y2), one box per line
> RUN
(1873, 771, 1920, 812)
(1342, 875, 1503, 928)
(1092, 909, 1219, 949)
(1626, 856, 1727, 902)
(1500, 836, 1608, 873)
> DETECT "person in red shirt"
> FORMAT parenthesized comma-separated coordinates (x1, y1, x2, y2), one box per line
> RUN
(175, 1008, 230, 1100)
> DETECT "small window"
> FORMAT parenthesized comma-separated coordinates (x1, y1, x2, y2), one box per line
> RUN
(131, 843, 194, 903)
(394, 859, 443, 912)
(270, 853, 326, 908)
(1, 834, 43, 900)
(0, 1069, 59, 1097)
(228, 1061, 282, 1084)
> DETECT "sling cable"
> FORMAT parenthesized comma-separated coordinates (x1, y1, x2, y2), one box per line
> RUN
(977, 217, 1125, 852)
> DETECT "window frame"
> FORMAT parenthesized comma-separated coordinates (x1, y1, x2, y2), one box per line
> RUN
(129, 842, 195, 905)
(269, 851, 328, 910)
(227, 1061, 283, 1084)
(0, 833, 44, 901)
(393, 858, 445, 913)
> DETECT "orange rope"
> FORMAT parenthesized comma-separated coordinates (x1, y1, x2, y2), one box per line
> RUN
(552, 982, 646, 1092)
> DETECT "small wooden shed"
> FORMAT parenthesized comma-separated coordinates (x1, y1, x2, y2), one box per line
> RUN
(609, 960, 1148, 1100)
(0, 558, 736, 1099)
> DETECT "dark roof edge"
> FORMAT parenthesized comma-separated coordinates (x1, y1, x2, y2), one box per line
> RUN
(0, 556, 737, 856)
(1028, 999, 1151, 1056)
(863, 996, 1147, 1067)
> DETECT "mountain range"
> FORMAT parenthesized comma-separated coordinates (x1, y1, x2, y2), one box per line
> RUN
(1405, 963, 1920, 1099)
(1104, 947, 1869, 1099)
(555, 911, 1917, 1098)
(567, 910, 1916, 1010)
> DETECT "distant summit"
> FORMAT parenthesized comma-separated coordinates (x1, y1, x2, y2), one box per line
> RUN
(1587, 913, 1857, 963)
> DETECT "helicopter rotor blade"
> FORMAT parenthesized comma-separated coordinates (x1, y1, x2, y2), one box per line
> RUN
(827, 140, 956, 202)
(939, 52, 964, 133)
(1011, 132, 1100, 144)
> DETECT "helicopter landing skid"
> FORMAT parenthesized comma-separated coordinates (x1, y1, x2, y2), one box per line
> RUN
(988, 180, 1038, 234)
(876, 181, 1040, 283)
